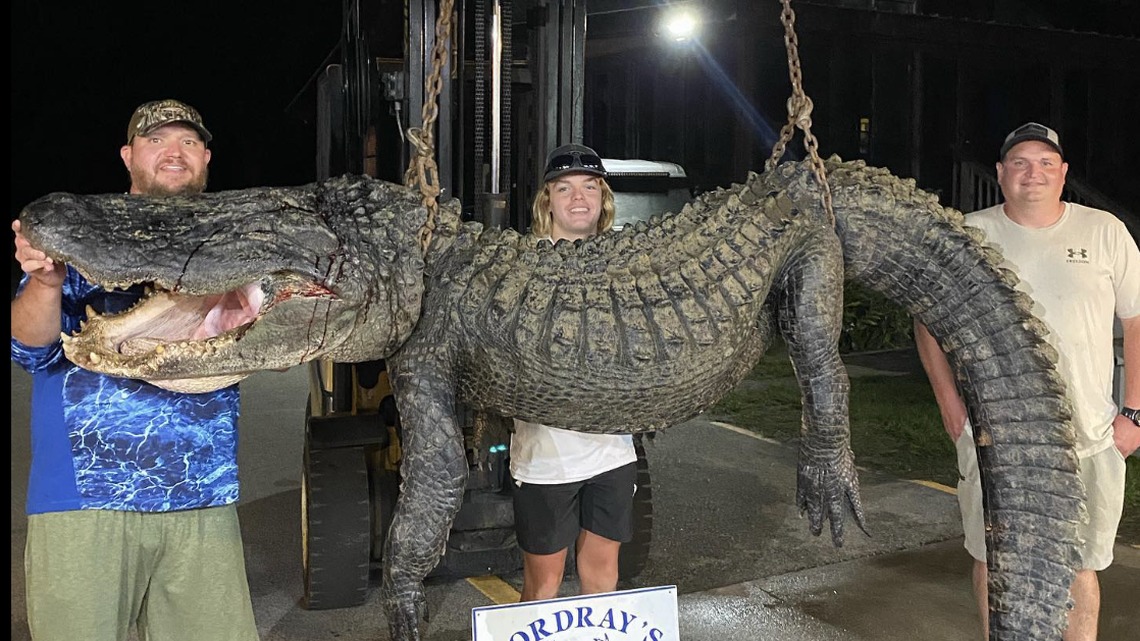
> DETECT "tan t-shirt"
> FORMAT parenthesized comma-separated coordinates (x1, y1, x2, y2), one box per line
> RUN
(967, 202, 1140, 457)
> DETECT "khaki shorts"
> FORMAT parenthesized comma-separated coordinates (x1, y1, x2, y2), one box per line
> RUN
(956, 421, 1126, 570)
(25, 505, 258, 641)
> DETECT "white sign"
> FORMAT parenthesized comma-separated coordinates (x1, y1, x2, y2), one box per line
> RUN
(472, 585, 679, 641)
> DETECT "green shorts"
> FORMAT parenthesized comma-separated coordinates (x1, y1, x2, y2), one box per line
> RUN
(955, 422, 1126, 571)
(25, 505, 258, 641)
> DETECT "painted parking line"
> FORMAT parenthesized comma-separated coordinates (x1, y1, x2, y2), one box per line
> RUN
(708, 420, 781, 444)
(709, 420, 958, 496)
(468, 575, 521, 604)
(908, 479, 957, 494)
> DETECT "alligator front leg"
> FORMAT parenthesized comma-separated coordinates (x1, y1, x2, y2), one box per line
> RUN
(776, 228, 868, 545)
(382, 340, 468, 641)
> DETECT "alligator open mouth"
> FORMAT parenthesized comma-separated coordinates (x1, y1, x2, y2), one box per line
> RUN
(61, 273, 336, 393)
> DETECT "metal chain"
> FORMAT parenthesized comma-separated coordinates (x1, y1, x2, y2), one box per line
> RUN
(404, 0, 456, 255)
(767, 0, 835, 226)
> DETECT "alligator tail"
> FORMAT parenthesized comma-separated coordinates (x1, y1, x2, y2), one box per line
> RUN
(762, 159, 1083, 640)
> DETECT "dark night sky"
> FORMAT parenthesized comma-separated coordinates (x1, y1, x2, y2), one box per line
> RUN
(11, 1, 1140, 219)
(10, 1, 344, 217)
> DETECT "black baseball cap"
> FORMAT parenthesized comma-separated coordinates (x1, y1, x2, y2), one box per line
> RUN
(999, 122, 1063, 160)
(543, 144, 607, 182)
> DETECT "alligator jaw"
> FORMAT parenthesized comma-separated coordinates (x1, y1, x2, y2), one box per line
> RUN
(60, 273, 337, 393)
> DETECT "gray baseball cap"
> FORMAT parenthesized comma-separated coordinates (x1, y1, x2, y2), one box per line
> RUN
(1000, 122, 1062, 160)
(543, 143, 607, 182)
(126, 99, 213, 144)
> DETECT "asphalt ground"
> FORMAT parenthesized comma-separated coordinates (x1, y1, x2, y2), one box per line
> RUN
(11, 361, 1138, 641)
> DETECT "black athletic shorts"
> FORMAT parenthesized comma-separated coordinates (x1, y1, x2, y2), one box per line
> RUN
(512, 462, 637, 555)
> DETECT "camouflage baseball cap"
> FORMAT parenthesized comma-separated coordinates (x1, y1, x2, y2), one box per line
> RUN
(126, 99, 213, 144)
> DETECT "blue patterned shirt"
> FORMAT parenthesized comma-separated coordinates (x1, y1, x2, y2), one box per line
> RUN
(12, 267, 241, 514)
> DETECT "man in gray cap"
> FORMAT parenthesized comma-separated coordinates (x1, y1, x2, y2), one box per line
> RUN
(915, 122, 1140, 640)
(12, 99, 259, 640)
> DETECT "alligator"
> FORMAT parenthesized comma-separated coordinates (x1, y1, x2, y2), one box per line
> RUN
(17, 158, 1082, 641)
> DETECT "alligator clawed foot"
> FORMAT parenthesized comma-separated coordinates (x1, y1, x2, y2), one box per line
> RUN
(795, 451, 867, 547)
(383, 584, 427, 641)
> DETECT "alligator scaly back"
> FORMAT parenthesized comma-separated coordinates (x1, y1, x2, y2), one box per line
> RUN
(762, 158, 1083, 640)
(428, 174, 818, 431)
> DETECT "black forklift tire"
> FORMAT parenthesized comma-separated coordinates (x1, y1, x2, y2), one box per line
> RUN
(618, 434, 653, 581)
(301, 438, 373, 610)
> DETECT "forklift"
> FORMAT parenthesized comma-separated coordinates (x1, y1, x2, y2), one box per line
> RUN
(295, 0, 660, 610)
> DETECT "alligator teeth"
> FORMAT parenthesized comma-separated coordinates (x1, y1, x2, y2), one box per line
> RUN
(85, 305, 97, 319)
(120, 337, 170, 357)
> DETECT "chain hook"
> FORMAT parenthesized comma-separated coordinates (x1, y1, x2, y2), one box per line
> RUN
(404, 0, 456, 255)
(766, 0, 835, 227)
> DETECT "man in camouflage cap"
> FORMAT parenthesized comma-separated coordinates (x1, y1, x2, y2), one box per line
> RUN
(120, 98, 213, 196)
(12, 99, 260, 640)
(126, 98, 213, 143)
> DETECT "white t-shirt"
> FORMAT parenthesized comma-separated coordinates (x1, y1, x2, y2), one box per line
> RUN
(510, 419, 637, 484)
(967, 202, 1140, 457)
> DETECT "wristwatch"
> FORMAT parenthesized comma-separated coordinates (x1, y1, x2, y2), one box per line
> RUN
(1122, 407, 1140, 427)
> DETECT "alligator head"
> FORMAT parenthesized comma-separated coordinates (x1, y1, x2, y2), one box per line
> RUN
(17, 175, 433, 392)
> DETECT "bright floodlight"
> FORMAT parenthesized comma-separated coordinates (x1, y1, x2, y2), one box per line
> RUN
(662, 9, 699, 42)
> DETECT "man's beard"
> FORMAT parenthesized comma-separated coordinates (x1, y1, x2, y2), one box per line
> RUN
(131, 167, 209, 196)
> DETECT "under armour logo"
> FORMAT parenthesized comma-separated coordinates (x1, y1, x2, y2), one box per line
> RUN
(1067, 248, 1088, 260)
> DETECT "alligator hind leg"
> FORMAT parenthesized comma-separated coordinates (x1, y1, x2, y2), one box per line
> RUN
(381, 339, 468, 641)
(775, 228, 867, 546)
